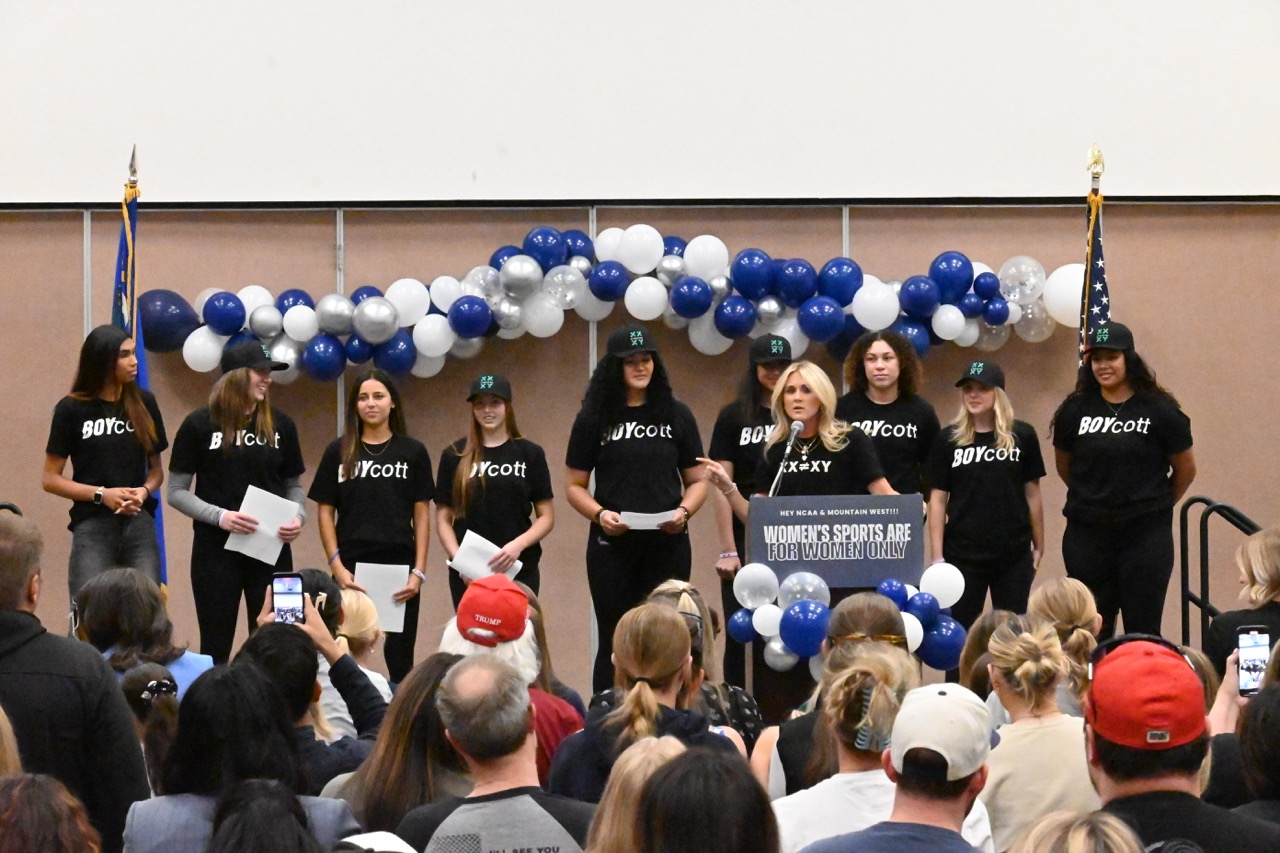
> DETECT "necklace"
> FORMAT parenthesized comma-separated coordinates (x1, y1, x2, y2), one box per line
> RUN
(796, 436, 819, 460)
(1102, 396, 1129, 417)
(362, 437, 391, 456)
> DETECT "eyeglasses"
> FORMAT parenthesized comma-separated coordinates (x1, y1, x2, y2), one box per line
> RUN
(1088, 632, 1193, 680)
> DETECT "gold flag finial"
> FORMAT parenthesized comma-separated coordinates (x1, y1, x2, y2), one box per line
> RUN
(128, 145, 138, 186)
(1087, 144, 1104, 188)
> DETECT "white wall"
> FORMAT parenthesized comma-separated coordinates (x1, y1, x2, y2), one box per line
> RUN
(5, 1, 1279, 203)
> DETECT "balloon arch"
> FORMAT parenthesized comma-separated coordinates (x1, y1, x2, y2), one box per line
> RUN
(139, 223, 1087, 382)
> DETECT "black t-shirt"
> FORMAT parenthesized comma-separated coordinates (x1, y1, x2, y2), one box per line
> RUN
(434, 437, 553, 564)
(168, 406, 305, 526)
(929, 421, 1045, 562)
(755, 428, 884, 497)
(565, 400, 703, 514)
(46, 392, 169, 528)
(1051, 390, 1193, 523)
(708, 402, 773, 547)
(308, 435, 434, 553)
(835, 392, 940, 495)
(1104, 790, 1280, 852)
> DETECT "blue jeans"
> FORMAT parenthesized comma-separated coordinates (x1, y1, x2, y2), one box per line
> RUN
(68, 512, 160, 599)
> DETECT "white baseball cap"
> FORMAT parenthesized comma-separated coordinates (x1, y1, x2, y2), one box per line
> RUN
(890, 683, 992, 782)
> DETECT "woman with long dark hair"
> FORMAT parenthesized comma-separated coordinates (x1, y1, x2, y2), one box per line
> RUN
(565, 324, 707, 692)
(836, 330, 940, 496)
(435, 373, 554, 610)
(168, 341, 305, 664)
(43, 325, 166, 597)
(309, 367, 433, 683)
(1050, 323, 1195, 639)
(707, 334, 791, 688)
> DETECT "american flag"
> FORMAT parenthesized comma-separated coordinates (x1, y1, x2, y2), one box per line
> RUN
(1078, 190, 1111, 374)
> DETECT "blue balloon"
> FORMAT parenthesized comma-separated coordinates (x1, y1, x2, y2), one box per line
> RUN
(447, 295, 493, 339)
(730, 248, 773, 300)
(917, 615, 968, 671)
(275, 288, 315, 314)
(727, 608, 759, 644)
(345, 334, 374, 364)
(203, 291, 246, 336)
(775, 259, 819, 308)
(769, 258, 788, 294)
(224, 330, 257, 351)
(825, 314, 867, 363)
(972, 271, 1001, 300)
(563, 229, 595, 262)
(373, 329, 416, 376)
(138, 289, 201, 352)
(522, 226, 568, 273)
(489, 245, 522, 270)
(890, 318, 931, 358)
(983, 297, 1010, 326)
(958, 292, 985, 319)
(714, 295, 757, 339)
(818, 257, 864, 307)
(876, 578, 909, 610)
(796, 296, 845, 343)
(588, 261, 630, 301)
(662, 235, 687, 258)
(669, 276, 713, 319)
(905, 591, 941, 628)
(350, 286, 383, 305)
(899, 276, 940, 320)
(929, 252, 974, 305)
(779, 600, 832, 658)
(301, 333, 346, 381)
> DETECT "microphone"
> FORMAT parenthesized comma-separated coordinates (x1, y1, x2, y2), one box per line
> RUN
(769, 420, 807, 497)
(784, 420, 804, 453)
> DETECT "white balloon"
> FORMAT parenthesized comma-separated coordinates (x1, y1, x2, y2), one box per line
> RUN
(594, 227, 625, 263)
(931, 304, 966, 340)
(770, 315, 811, 358)
(430, 276, 463, 312)
(574, 290, 615, 322)
(901, 612, 924, 652)
(623, 276, 667, 321)
(385, 278, 431, 327)
(412, 315, 456, 358)
(970, 261, 994, 281)
(182, 327, 228, 373)
(683, 235, 730, 280)
(954, 318, 981, 347)
(734, 562, 780, 609)
(617, 224, 665, 275)
(904, 584, 919, 600)
(410, 351, 446, 378)
(688, 313, 734, 356)
(193, 287, 222, 318)
(1043, 263, 1087, 326)
(496, 323, 526, 340)
(763, 636, 800, 671)
(808, 653, 825, 682)
(281, 305, 319, 342)
(752, 604, 784, 639)
(851, 282, 900, 331)
(919, 562, 966, 609)
(1005, 302, 1023, 325)
(237, 285, 274, 321)
(523, 292, 565, 338)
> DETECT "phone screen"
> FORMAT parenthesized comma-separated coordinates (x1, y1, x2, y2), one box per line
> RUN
(273, 574, 305, 625)
(1238, 629, 1270, 695)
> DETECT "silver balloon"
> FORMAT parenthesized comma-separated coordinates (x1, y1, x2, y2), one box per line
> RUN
(662, 305, 690, 330)
(267, 334, 301, 385)
(352, 296, 399, 345)
(315, 293, 355, 336)
(499, 254, 543, 301)
(755, 295, 785, 327)
(708, 275, 732, 301)
(492, 297, 524, 330)
(655, 255, 687, 288)
(449, 335, 484, 359)
(568, 255, 594, 278)
(763, 636, 800, 672)
(248, 305, 283, 340)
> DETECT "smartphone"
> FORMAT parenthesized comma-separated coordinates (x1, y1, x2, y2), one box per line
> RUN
(1237, 625, 1270, 696)
(272, 572, 305, 625)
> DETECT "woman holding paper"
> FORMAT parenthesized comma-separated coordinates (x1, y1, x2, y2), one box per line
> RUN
(434, 373, 555, 610)
(565, 323, 707, 693)
(309, 368, 433, 683)
(168, 341, 305, 664)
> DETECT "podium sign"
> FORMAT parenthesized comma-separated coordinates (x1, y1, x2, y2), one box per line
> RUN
(746, 494, 924, 588)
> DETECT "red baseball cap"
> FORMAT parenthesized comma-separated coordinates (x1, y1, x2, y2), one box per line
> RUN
(455, 575, 528, 647)
(1085, 640, 1205, 749)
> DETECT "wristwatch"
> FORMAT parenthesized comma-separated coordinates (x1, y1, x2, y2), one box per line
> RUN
(92, 486, 105, 506)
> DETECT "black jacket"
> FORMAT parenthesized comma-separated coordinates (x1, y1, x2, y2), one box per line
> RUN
(294, 653, 387, 794)
(0, 610, 150, 853)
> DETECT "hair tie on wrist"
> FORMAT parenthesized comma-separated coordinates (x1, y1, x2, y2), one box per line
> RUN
(327, 549, 341, 565)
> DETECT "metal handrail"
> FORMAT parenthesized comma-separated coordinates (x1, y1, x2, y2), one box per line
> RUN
(1179, 496, 1260, 645)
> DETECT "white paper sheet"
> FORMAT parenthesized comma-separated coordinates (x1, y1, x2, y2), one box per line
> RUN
(224, 486, 300, 565)
(619, 510, 675, 530)
(354, 562, 409, 633)
(447, 530, 522, 581)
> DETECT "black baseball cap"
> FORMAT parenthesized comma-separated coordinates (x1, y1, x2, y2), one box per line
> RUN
(221, 340, 288, 374)
(1087, 322, 1134, 352)
(606, 323, 657, 358)
(956, 360, 1005, 390)
(467, 373, 512, 402)
(750, 334, 792, 365)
